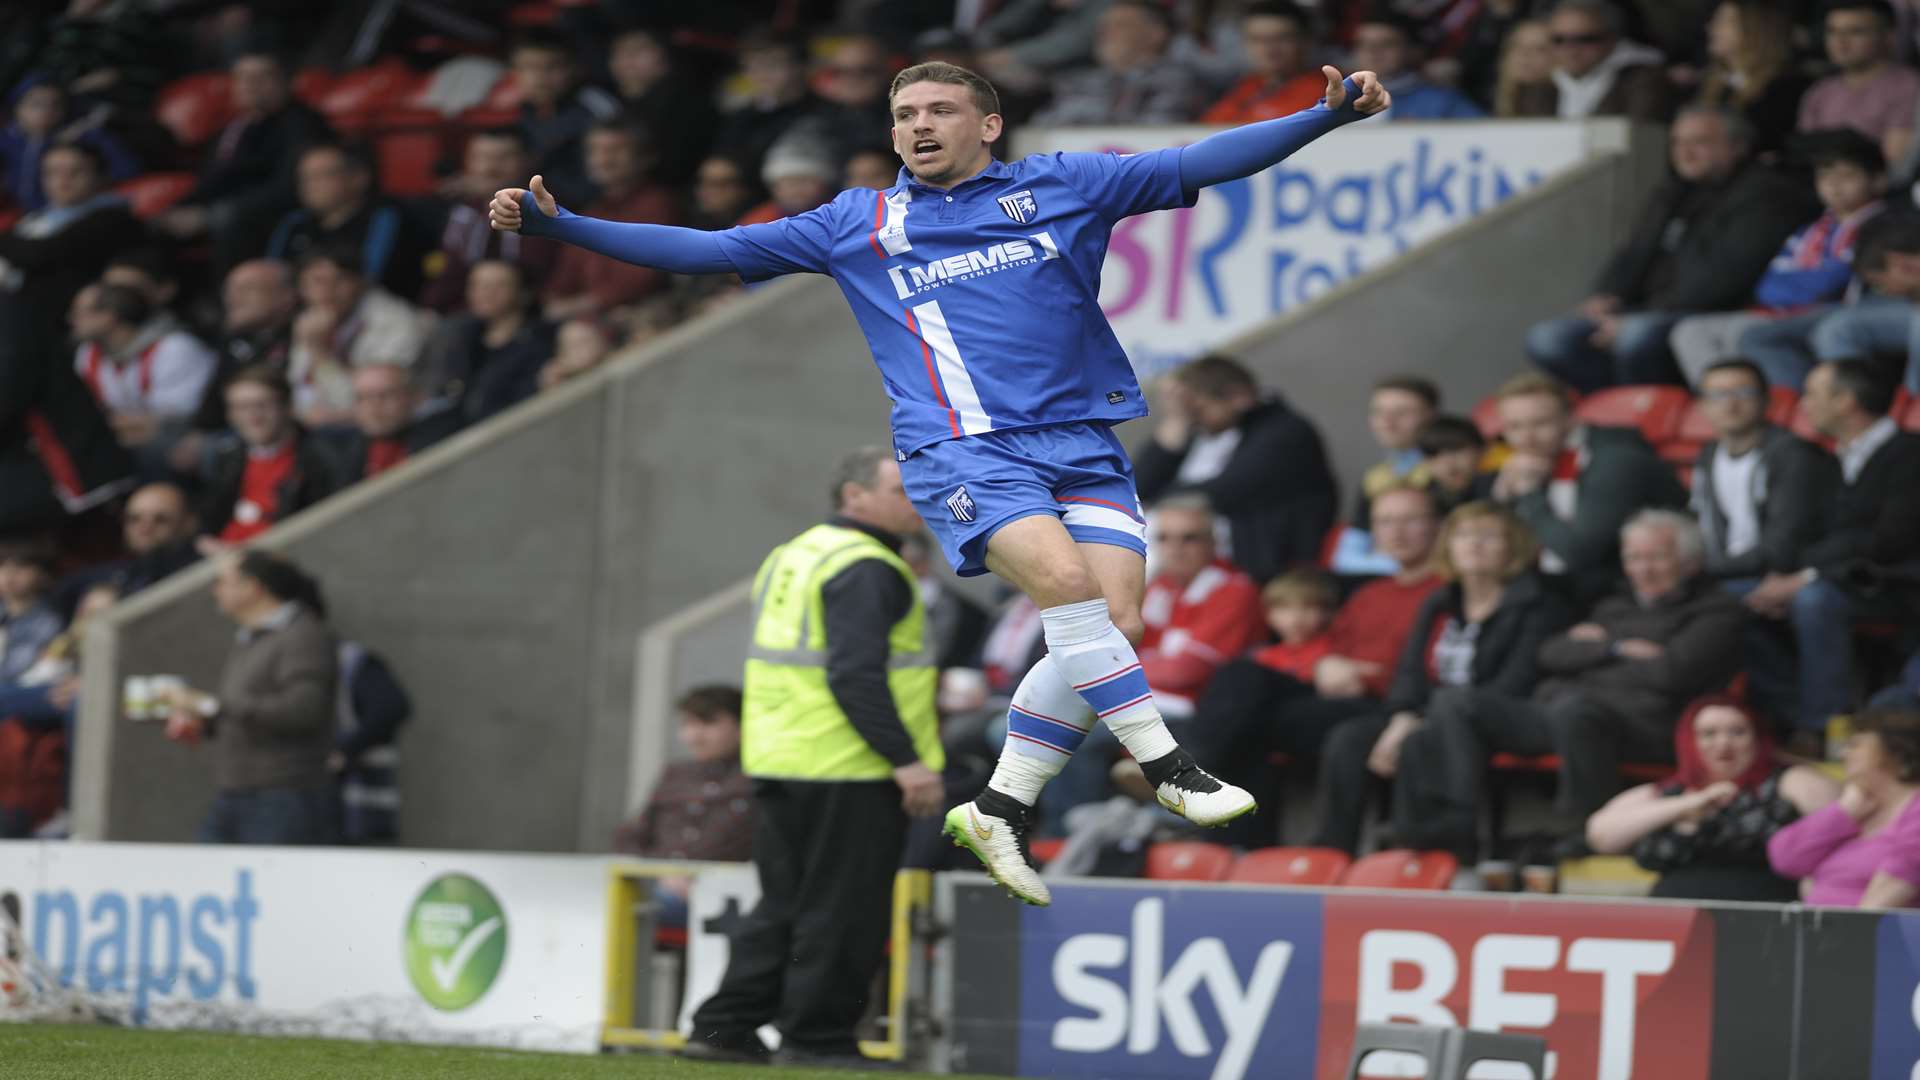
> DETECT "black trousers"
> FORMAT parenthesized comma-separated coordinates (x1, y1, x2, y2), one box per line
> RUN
(1309, 711, 1391, 855)
(690, 778, 907, 1054)
(1397, 686, 1673, 858)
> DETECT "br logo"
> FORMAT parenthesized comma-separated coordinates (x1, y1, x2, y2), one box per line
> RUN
(946, 485, 977, 523)
(403, 874, 507, 1011)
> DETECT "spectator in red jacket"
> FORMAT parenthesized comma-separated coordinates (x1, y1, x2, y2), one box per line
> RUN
(1247, 568, 1339, 682)
(1200, 2, 1326, 124)
(544, 120, 679, 322)
(420, 128, 559, 314)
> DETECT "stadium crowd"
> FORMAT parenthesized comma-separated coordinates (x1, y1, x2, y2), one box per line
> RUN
(0, 0, 1915, 906)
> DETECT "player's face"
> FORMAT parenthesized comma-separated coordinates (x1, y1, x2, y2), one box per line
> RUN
(890, 81, 1002, 187)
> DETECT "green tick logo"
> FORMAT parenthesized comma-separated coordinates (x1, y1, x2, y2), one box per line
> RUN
(403, 874, 507, 1011)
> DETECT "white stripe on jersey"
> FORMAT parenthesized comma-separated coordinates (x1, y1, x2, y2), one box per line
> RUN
(1061, 502, 1147, 542)
(911, 299, 993, 435)
(878, 191, 913, 256)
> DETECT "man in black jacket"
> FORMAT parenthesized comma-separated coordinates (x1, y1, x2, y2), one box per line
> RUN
(329, 364, 462, 486)
(1525, 106, 1818, 391)
(1135, 354, 1336, 583)
(0, 296, 132, 533)
(200, 366, 342, 544)
(0, 142, 143, 335)
(1742, 360, 1920, 736)
(1690, 360, 1836, 581)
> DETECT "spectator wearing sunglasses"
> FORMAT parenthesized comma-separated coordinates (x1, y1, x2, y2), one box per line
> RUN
(1508, 0, 1673, 123)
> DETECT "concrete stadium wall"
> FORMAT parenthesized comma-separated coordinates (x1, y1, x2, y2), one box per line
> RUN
(73, 123, 1669, 852)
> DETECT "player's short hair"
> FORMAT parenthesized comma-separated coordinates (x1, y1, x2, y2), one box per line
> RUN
(1433, 501, 1539, 581)
(1822, 358, 1898, 416)
(1415, 414, 1486, 456)
(1372, 374, 1440, 409)
(889, 61, 1001, 118)
(1495, 371, 1573, 412)
(1699, 358, 1769, 396)
(1261, 567, 1337, 610)
(830, 445, 892, 510)
(1173, 354, 1258, 399)
(677, 685, 744, 723)
(225, 363, 293, 406)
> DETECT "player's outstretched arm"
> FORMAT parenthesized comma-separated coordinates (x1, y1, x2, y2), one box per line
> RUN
(1176, 67, 1391, 196)
(488, 175, 734, 275)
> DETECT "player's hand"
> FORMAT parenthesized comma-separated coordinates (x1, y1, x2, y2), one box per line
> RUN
(1324, 66, 1390, 116)
(490, 175, 556, 232)
(893, 762, 946, 817)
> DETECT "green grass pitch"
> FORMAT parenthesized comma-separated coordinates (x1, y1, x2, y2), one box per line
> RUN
(0, 1024, 993, 1079)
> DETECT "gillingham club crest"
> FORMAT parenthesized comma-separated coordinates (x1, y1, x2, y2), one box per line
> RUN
(997, 189, 1038, 224)
(946, 485, 977, 523)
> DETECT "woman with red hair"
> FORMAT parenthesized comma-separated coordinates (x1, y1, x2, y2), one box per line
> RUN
(1586, 695, 1837, 901)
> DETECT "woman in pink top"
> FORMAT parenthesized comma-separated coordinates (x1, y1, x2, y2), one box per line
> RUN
(1768, 708, 1920, 907)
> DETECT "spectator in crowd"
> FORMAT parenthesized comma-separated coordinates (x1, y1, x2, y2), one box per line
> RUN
(163, 551, 339, 845)
(1399, 510, 1745, 862)
(331, 364, 460, 485)
(1787, 216, 1920, 395)
(813, 33, 896, 161)
(975, 0, 1115, 95)
(0, 299, 132, 534)
(0, 141, 142, 325)
(49, 481, 199, 616)
(154, 51, 333, 270)
(691, 152, 770, 229)
(510, 29, 623, 204)
(1689, 359, 1835, 587)
(99, 249, 187, 334)
(1525, 106, 1816, 390)
(201, 366, 342, 544)
(421, 128, 559, 314)
(1416, 415, 1489, 518)
(1872, 651, 1920, 710)
(1135, 355, 1336, 584)
(713, 29, 838, 177)
(188, 259, 299, 439)
(67, 283, 217, 452)
(1455, 1, 1539, 110)
(1187, 483, 1444, 845)
(900, 532, 990, 673)
(1768, 707, 1920, 907)
(1201, 2, 1326, 124)
(1509, 0, 1672, 122)
(267, 142, 430, 301)
(614, 685, 755, 861)
(426, 258, 552, 424)
(1315, 502, 1566, 855)
(1589, 695, 1836, 901)
(0, 81, 137, 212)
(607, 25, 717, 187)
(1244, 567, 1339, 684)
(537, 316, 616, 390)
(752, 137, 840, 222)
(288, 243, 436, 427)
(1800, 0, 1920, 167)
(1046, 495, 1263, 826)
(544, 121, 677, 322)
(1694, 0, 1810, 158)
(1349, 14, 1485, 120)
(1331, 375, 1439, 576)
(1492, 19, 1555, 118)
(844, 147, 897, 191)
(1743, 360, 1920, 738)
(1669, 132, 1886, 385)
(1485, 373, 1687, 604)
(332, 638, 411, 845)
(0, 542, 62, 685)
(1032, 1, 1209, 126)
(34, 0, 167, 120)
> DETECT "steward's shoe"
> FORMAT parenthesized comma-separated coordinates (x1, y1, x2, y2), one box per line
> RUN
(943, 800, 1051, 907)
(1144, 750, 1257, 828)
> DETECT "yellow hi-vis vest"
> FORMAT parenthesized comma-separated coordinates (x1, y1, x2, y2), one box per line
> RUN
(741, 523, 945, 780)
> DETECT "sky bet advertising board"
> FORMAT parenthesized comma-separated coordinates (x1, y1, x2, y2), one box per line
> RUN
(945, 877, 1920, 1080)
(0, 842, 607, 1051)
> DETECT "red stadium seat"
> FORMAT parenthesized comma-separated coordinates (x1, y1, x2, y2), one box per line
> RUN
(1144, 841, 1235, 882)
(372, 127, 445, 196)
(1028, 838, 1065, 866)
(114, 173, 196, 219)
(1471, 393, 1503, 438)
(155, 72, 234, 147)
(1766, 385, 1800, 425)
(1672, 396, 1716, 446)
(1897, 388, 1920, 432)
(1489, 752, 1666, 782)
(291, 67, 335, 107)
(1340, 850, 1458, 891)
(1574, 385, 1689, 445)
(315, 59, 426, 131)
(1227, 846, 1351, 887)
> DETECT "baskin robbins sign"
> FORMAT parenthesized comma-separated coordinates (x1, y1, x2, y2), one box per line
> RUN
(1013, 119, 1602, 378)
(0, 843, 608, 1051)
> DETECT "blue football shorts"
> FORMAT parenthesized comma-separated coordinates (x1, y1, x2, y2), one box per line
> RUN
(899, 421, 1148, 577)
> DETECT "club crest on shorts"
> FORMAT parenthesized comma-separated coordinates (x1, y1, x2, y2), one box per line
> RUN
(997, 189, 1038, 224)
(945, 485, 977, 523)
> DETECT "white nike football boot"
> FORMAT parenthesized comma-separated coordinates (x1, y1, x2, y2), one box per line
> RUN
(1148, 751, 1257, 828)
(943, 801, 1051, 907)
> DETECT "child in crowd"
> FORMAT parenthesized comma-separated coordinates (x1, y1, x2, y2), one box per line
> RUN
(538, 317, 615, 389)
(0, 543, 63, 685)
(1416, 414, 1491, 517)
(1248, 568, 1338, 681)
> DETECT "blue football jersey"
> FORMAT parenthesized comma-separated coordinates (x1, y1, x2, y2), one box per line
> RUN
(712, 151, 1197, 456)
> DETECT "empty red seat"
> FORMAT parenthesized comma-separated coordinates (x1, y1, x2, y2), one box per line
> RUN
(1340, 849, 1458, 891)
(1228, 846, 1351, 887)
(1574, 385, 1689, 445)
(372, 127, 445, 196)
(1489, 752, 1666, 782)
(113, 173, 197, 219)
(315, 60, 425, 130)
(1144, 841, 1235, 882)
(155, 72, 233, 147)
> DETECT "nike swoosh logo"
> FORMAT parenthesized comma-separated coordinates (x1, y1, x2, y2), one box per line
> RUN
(428, 915, 502, 991)
(1159, 790, 1185, 814)
(969, 808, 994, 841)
